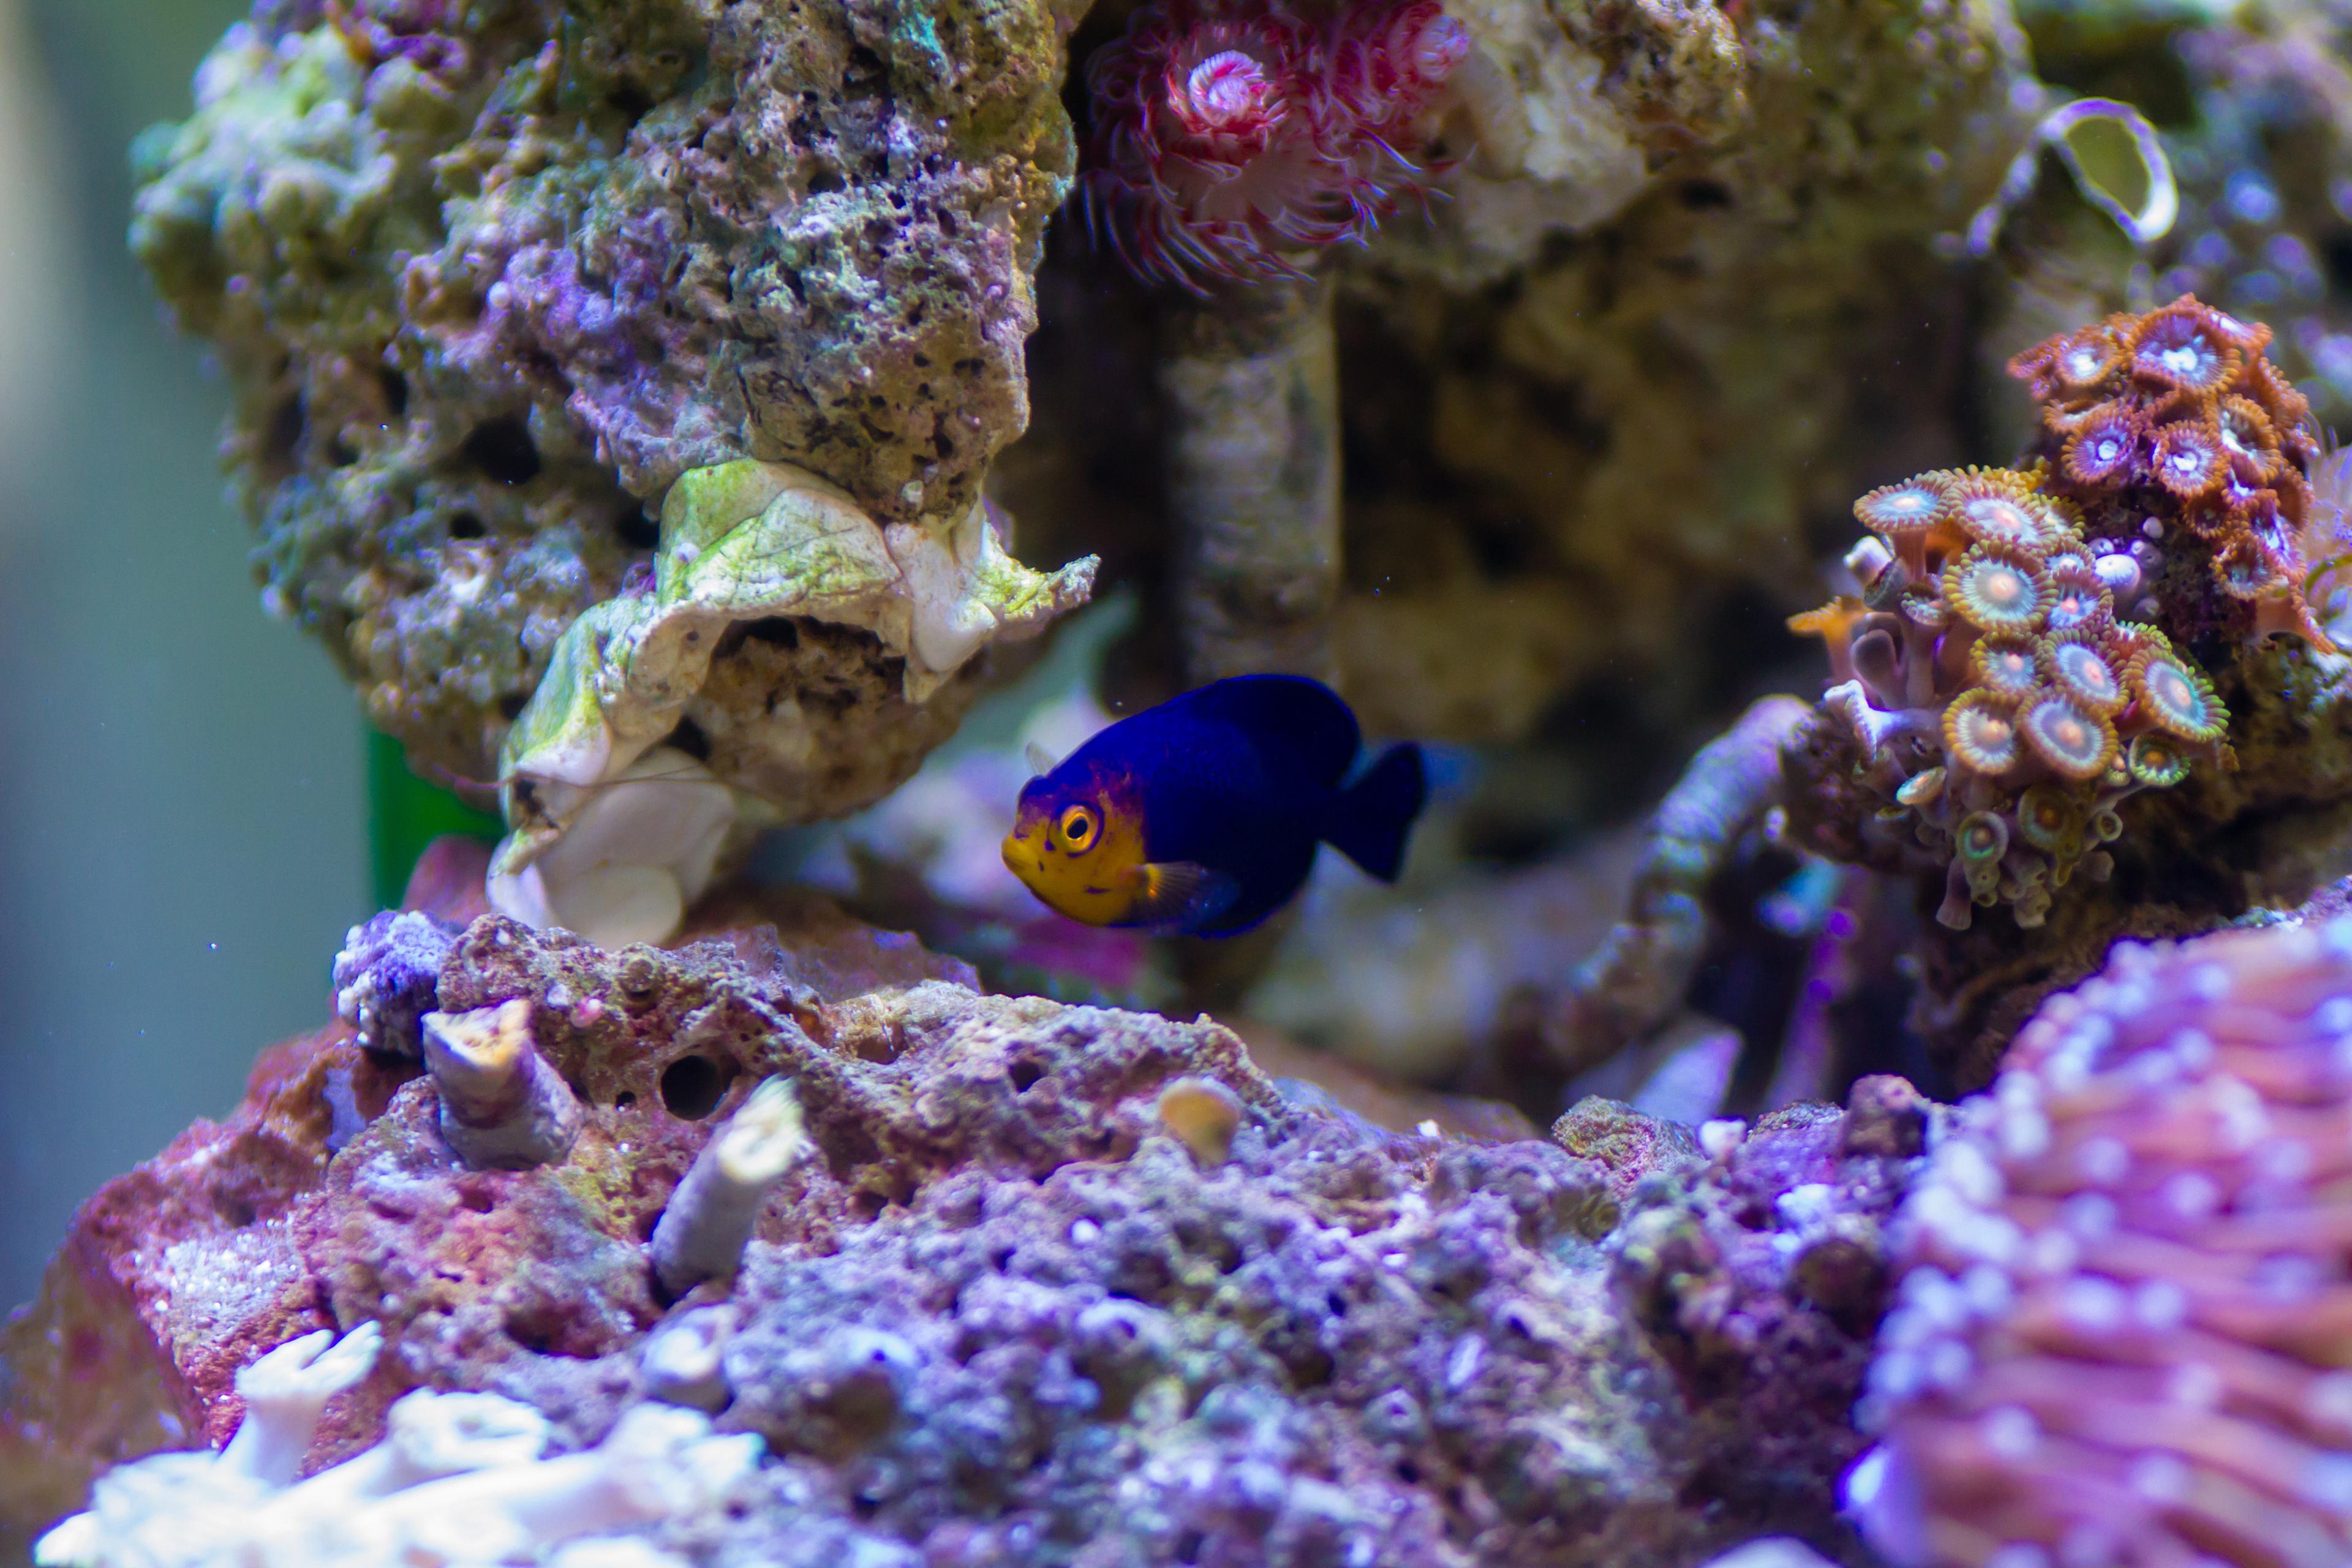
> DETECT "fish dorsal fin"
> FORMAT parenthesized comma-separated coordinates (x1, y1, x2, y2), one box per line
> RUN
(1124, 862, 1240, 933)
(1023, 741, 1058, 777)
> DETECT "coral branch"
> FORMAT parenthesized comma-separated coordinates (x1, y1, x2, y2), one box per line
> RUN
(421, 1000, 584, 1171)
(37, 1319, 759, 1568)
(217, 1321, 384, 1488)
(649, 1077, 809, 1297)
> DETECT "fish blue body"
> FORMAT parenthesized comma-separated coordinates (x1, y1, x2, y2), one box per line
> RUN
(1000, 674, 1428, 935)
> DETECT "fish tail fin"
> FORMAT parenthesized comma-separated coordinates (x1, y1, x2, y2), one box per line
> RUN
(1323, 743, 1427, 883)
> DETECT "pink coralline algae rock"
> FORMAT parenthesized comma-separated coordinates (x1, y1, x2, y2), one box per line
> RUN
(1852, 917, 2352, 1568)
(4, 905, 1926, 1566)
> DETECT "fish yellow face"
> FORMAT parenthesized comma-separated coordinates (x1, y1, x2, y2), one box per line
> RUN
(1002, 776, 1150, 925)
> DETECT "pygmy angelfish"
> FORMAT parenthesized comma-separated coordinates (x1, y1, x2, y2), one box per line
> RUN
(1001, 675, 1428, 936)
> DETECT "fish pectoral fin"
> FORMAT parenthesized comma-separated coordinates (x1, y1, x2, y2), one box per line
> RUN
(1122, 862, 1240, 932)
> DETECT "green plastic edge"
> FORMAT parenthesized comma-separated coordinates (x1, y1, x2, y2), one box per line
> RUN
(366, 725, 504, 909)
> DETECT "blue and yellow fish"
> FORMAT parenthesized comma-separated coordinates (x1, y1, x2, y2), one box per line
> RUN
(1001, 675, 1428, 936)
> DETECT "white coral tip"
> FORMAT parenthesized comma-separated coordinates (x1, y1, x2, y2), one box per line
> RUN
(31, 1512, 100, 1567)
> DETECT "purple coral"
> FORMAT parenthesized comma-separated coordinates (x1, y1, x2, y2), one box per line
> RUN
(331, 909, 461, 1057)
(1849, 918, 2352, 1568)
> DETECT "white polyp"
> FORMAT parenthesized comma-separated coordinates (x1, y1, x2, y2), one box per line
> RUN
(1698, 1118, 1747, 1160)
(2160, 1172, 2220, 1223)
(2321, 915, 2352, 959)
(2129, 1451, 2191, 1502)
(2133, 1280, 2188, 1330)
(640, 1307, 737, 1414)
(2063, 1276, 2128, 1331)
(1981, 1405, 2039, 1459)
(1985, 1543, 2054, 1568)
(2029, 1227, 2080, 1276)
(1941, 1140, 2005, 1207)
(1961, 1263, 2014, 1317)
(2062, 1193, 2119, 1239)
(2075, 1137, 2130, 1185)
(489, 747, 737, 949)
(1844, 1444, 1929, 1568)
(2165, 1029, 2210, 1074)
(219, 1321, 385, 1487)
(2001, 1109, 2052, 1161)
(2298, 1450, 2352, 1512)
(2165, 1363, 2223, 1410)
(2305, 1370, 2352, 1427)
(1925, 1338, 1972, 1390)
(2316, 997, 2352, 1033)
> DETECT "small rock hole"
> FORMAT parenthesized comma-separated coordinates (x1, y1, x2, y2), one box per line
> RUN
(263, 394, 306, 467)
(660, 1054, 733, 1120)
(661, 716, 711, 762)
(449, 511, 486, 540)
(616, 508, 660, 550)
(497, 692, 529, 720)
(378, 366, 409, 417)
(462, 415, 542, 484)
(614, 1090, 638, 1110)
(1007, 1058, 1046, 1093)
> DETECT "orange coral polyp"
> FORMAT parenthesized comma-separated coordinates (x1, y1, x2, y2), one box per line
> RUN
(2054, 329, 2124, 391)
(2217, 396, 2280, 483)
(2151, 420, 2229, 499)
(2132, 301, 2242, 399)
(2021, 690, 2119, 779)
(2062, 405, 2141, 488)
(2214, 535, 2288, 601)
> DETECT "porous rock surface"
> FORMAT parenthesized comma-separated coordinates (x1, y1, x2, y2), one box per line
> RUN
(134, 0, 1075, 782)
(1, 900, 1921, 1566)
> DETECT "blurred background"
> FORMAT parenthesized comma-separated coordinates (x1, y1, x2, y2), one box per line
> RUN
(0, 0, 366, 1310)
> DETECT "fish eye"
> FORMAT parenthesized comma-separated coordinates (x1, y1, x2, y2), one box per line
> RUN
(1058, 805, 1098, 853)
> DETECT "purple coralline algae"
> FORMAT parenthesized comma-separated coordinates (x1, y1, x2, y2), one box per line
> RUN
(333, 908, 462, 1057)
(1, 900, 1924, 1566)
(1852, 916, 2352, 1568)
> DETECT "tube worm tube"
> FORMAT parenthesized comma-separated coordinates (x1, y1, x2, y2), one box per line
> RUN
(1161, 276, 1343, 685)
(650, 1076, 808, 1297)
(421, 1000, 584, 1170)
